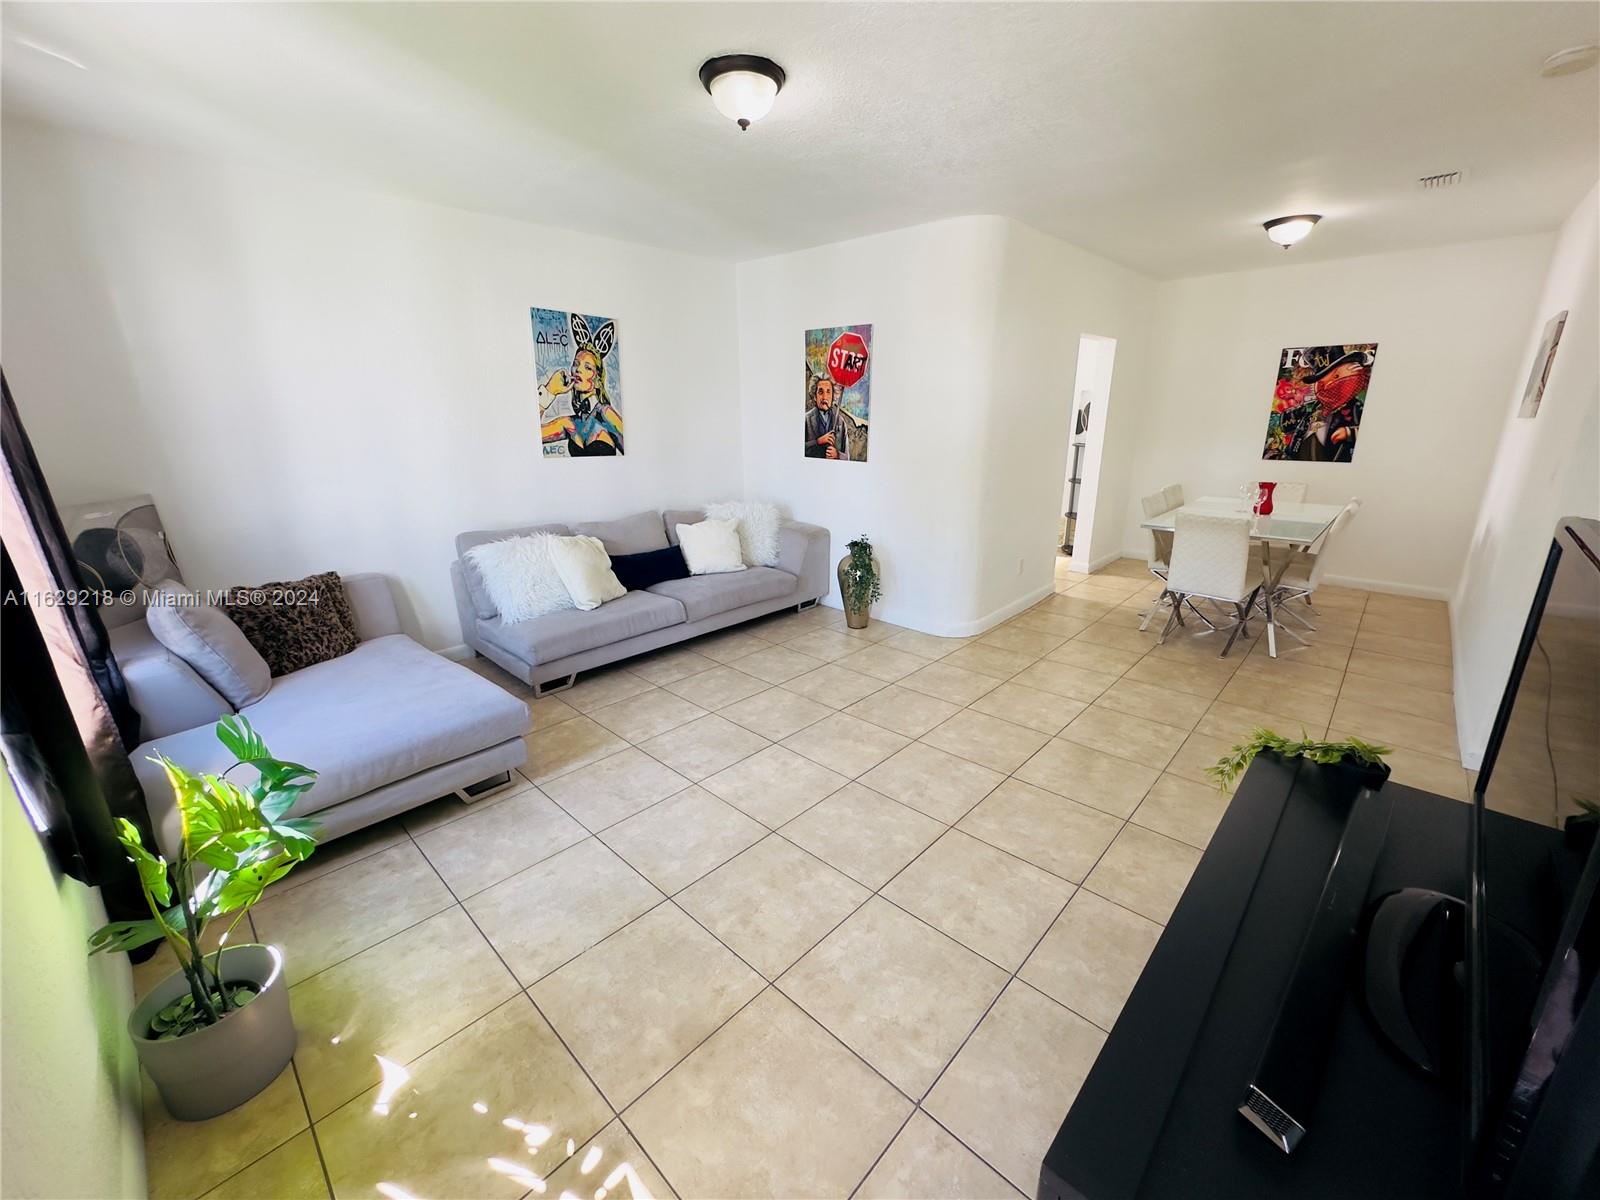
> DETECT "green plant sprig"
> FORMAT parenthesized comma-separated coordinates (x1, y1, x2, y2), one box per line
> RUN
(1207, 727, 1392, 793)
(843, 535, 883, 609)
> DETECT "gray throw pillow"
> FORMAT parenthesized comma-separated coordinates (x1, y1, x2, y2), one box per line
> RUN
(145, 580, 272, 707)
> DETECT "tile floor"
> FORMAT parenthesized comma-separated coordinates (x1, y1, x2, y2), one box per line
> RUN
(140, 558, 1468, 1200)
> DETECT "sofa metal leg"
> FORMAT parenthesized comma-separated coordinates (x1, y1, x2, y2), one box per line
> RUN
(458, 771, 516, 804)
(533, 674, 577, 697)
(797, 598, 819, 612)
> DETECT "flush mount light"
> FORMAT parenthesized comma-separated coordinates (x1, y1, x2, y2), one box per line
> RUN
(699, 54, 786, 131)
(1540, 44, 1599, 77)
(1264, 214, 1322, 249)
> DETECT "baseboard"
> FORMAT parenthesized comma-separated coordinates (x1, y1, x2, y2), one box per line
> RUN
(1319, 574, 1455, 602)
(853, 583, 1056, 638)
(1072, 548, 1129, 575)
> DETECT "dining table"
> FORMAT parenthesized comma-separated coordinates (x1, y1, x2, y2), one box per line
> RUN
(1141, 496, 1347, 658)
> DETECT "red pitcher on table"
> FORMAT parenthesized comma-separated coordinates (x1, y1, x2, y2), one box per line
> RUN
(1254, 481, 1277, 516)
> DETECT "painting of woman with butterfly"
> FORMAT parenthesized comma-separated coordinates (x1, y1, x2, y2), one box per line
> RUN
(532, 308, 624, 457)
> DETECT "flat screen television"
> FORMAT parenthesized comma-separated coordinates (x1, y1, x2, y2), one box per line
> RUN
(1466, 517, 1600, 1199)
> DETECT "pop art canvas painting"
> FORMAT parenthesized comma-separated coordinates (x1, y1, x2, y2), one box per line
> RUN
(533, 308, 624, 457)
(804, 324, 871, 462)
(1262, 343, 1378, 463)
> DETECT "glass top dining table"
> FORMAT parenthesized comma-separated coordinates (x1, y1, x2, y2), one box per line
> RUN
(1140, 496, 1345, 547)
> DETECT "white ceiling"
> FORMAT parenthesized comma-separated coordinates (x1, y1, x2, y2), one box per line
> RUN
(3, 2, 1597, 277)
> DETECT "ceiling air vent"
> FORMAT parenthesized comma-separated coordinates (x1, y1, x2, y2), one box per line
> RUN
(1418, 170, 1465, 191)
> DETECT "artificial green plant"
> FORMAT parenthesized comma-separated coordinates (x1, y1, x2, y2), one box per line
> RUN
(843, 535, 883, 610)
(1207, 727, 1391, 793)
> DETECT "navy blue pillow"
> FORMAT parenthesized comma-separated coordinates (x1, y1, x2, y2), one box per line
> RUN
(609, 545, 690, 592)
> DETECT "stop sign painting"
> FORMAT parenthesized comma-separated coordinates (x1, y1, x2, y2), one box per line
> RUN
(803, 324, 873, 462)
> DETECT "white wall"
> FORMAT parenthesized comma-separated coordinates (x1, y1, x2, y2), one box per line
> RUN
(1452, 187, 1600, 766)
(1118, 235, 1555, 597)
(736, 216, 1153, 635)
(1, 775, 147, 1200)
(1, 120, 744, 649)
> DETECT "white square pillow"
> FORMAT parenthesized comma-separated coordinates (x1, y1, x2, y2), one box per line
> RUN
(464, 532, 574, 622)
(676, 519, 747, 576)
(705, 500, 782, 567)
(548, 535, 627, 611)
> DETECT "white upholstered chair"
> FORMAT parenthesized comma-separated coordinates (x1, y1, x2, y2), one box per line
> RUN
(1271, 481, 1309, 504)
(1163, 511, 1260, 656)
(1270, 498, 1362, 622)
(1141, 490, 1173, 577)
(1162, 483, 1186, 512)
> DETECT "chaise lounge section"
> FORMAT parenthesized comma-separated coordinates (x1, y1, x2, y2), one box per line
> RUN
(453, 508, 831, 693)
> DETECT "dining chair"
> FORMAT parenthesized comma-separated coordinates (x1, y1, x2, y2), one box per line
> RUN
(1271, 481, 1309, 504)
(1161, 511, 1261, 657)
(1162, 483, 1185, 512)
(1141, 490, 1174, 578)
(1270, 498, 1362, 622)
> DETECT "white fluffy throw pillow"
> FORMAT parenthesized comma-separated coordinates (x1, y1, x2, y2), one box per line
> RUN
(549, 535, 627, 611)
(705, 500, 782, 567)
(465, 533, 574, 622)
(676, 519, 747, 576)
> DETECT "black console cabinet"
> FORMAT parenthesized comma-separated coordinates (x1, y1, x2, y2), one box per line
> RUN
(1040, 754, 1561, 1200)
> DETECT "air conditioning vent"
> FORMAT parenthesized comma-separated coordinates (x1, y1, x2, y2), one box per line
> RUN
(1418, 171, 1465, 191)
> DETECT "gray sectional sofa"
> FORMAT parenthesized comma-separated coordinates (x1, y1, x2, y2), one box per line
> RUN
(112, 573, 531, 856)
(453, 509, 831, 693)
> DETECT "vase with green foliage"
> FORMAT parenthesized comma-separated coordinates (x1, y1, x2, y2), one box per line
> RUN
(1208, 727, 1392, 792)
(838, 534, 882, 629)
(90, 715, 319, 1119)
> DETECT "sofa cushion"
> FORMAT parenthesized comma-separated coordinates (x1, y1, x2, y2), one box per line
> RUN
(218, 571, 360, 677)
(647, 566, 797, 622)
(572, 510, 668, 556)
(145, 581, 272, 707)
(456, 523, 572, 620)
(478, 590, 686, 667)
(662, 509, 705, 546)
(132, 634, 530, 824)
(610, 545, 690, 592)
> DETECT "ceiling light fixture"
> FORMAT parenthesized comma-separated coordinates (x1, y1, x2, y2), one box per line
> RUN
(1264, 214, 1322, 249)
(699, 54, 786, 131)
(1540, 44, 1599, 77)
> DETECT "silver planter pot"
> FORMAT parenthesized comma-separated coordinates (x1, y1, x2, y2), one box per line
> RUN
(130, 943, 296, 1121)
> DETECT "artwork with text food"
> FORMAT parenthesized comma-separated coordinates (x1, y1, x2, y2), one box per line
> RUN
(804, 324, 871, 462)
(1262, 343, 1377, 463)
(533, 308, 623, 457)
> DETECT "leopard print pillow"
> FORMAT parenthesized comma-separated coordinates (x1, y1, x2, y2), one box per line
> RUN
(219, 571, 360, 677)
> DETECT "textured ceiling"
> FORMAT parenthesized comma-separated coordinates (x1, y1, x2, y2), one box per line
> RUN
(3, 1, 1597, 276)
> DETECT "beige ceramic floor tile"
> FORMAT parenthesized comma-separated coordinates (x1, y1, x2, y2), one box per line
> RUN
(1198, 697, 1328, 743)
(1345, 648, 1454, 694)
(1070, 620, 1157, 655)
(922, 709, 1050, 773)
(291, 907, 519, 1118)
(978, 624, 1066, 658)
(625, 989, 912, 1200)
(529, 693, 582, 731)
(780, 783, 944, 889)
(691, 630, 767, 664)
(1353, 630, 1453, 667)
(677, 834, 870, 978)
(1020, 890, 1162, 1031)
(859, 742, 1005, 823)
(899, 661, 1003, 705)
(1084, 824, 1201, 923)
(601, 787, 766, 895)
(782, 711, 910, 778)
(1060, 705, 1186, 770)
(735, 643, 830, 684)
(661, 664, 768, 709)
(197, 1128, 326, 1200)
(530, 904, 764, 1107)
(1010, 610, 1094, 638)
(1045, 639, 1145, 676)
(402, 778, 533, 839)
(541, 747, 693, 831)
(465, 839, 662, 985)
(1014, 738, 1161, 818)
(700, 744, 850, 827)
(844, 684, 964, 737)
(639, 713, 771, 781)
(780, 898, 1007, 1096)
(628, 645, 720, 685)
(838, 643, 931, 682)
(969, 681, 1087, 735)
(1234, 654, 1346, 698)
(143, 1066, 307, 1200)
(1166, 731, 1240, 792)
(857, 1110, 1022, 1200)
(316, 997, 611, 1200)
(838, 618, 907, 644)
(252, 841, 454, 986)
(957, 779, 1123, 882)
(543, 1120, 677, 1200)
(563, 669, 656, 714)
(1338, 670, 1455, 725)
(883, 830, 1075, 970)
(1336, 738, 1469, 801)
(941, 643, 1037, 680)
(1131, 772, 1231, 849)
(1331, 698, 1461, 760)
(1094, 678, 1211, 731)
(414, 788, 588, 897)
(718, 685, 833, 741)
(266, 818, 411, 896)
(924, 981, 1105, 1195)
(782, 627, 862, 663)
(1359, 610, 1451, 645)
(588, 688, 709, 742)
(1122, 654, 1237, 700)
(783, 662, 889, 708)
(522, 716, 630, 785)
(1215, 675, 1337, 727)
(1040, 595, 1120, 622)
(882, 629, 973, 660)
(1011, 659, 1120, 703)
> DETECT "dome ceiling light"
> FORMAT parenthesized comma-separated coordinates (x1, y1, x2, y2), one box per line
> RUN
(699, 54, 786, 131)
(1264, 214, 1322, 249)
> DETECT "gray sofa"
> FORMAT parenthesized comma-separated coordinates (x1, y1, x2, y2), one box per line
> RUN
(112, 573, 531, 857)
(453, 509, 831, 693)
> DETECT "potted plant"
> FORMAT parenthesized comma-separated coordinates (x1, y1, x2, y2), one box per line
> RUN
(838, 534, 882, 630)
(1208, 727, 1392, 792)
(89, 716, 319, 1120)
